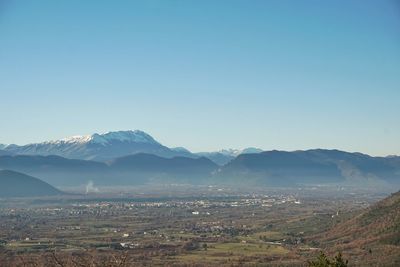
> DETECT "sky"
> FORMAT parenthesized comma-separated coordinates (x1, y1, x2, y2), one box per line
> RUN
(0, 0, 399, 156)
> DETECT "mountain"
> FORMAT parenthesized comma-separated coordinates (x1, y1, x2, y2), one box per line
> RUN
(197, 147, 264, 165)
(219, 147, 264, 157)
(0, 170, 63, 197)
(313, 191, 400, 266)
(1, 148, 399, 187)
(299, 149, 400, 184)
(0, 150, 13, 156)
(171, 147, 192, 154)
(0, 144, 11, 156)
(217, 150, 343, 185)
(3, 130, 193, 161)
(196, 152, 235, 166)
(0, 155, 108, 185)
(216, 149, 400, 186)
(0, 154, 218, 186)
(108, 153, 218, 184)
(1, 131, 264, 165)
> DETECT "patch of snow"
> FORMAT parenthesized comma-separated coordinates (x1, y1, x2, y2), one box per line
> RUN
(100, 130, 156, 143)
(216, 147, 263, 156)
(43, 130, 159, 146)
(218, 149, 241, 156)
(59, 135, 94, 144)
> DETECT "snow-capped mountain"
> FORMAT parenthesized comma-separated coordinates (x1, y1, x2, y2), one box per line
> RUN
(218, 147, 263, 157)
(171, 147, 192, 154)
(50, 130, 158, 146)
(1, 131, 262, 164)
(196, 147, 263, 165)
(3, 130, 183, 161)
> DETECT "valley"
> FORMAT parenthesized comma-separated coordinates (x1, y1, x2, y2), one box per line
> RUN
(1, 131, 399, 266)
(1, 186, 397, 266)
(3, 0, 399, 265)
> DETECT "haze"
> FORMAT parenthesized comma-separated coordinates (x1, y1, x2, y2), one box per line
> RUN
(1, 0, 399, 156)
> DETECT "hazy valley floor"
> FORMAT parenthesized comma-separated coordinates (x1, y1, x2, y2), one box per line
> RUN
(0, 186, 398, 266)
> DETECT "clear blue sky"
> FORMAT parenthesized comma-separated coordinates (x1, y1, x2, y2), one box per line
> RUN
(1, 0, 399, 155)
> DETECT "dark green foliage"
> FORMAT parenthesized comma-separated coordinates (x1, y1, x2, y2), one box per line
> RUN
(183, 241, 199, 251)
(308, 252, 348, 267)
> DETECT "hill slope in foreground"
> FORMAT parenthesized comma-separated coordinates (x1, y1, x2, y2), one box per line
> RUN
(314, 191, 400, 266)
(0, 170, 62, 197)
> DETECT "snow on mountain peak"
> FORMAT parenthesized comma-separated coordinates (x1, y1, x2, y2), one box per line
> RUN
(60, 135, 93, 144)
(52, 130, 159, 146)
(218, 147, 263, 156)
(97, 130, 157, 144)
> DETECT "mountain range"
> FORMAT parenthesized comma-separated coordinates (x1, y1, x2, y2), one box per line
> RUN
(0, 130, 261, 164)
(0, 150, 399, 188)
(2, 131, 183, 161)
(0, 130, 399, 187)
(0, 153, 218, 186)
(196, 147, 263, 165)
(218, 149, 400, 186)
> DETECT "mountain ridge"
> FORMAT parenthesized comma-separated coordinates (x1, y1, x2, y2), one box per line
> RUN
(0, 153, 218, 186)
(3, 130, 177, 161)
(313, 190, 400, 266)
(0, 170, 63, 197)
(215, 149, 400, 186)
(1, 130, 264, 164)
(0, 148, 399, 187)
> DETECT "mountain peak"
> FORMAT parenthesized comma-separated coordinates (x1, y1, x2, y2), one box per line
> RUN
(100, 130, 157, 144)
(1, 130, 173, 161)
(218, 147, 263, 156)
(55, 130, 159, 146)
(171, 147, 192, 153)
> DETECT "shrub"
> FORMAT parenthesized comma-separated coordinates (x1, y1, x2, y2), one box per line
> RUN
(308, 252, 348, 267)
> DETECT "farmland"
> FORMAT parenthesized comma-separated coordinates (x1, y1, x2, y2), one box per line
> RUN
(0, 185, 393, 266)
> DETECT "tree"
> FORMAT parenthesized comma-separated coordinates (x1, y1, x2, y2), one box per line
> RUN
(308, 252, 348, 267)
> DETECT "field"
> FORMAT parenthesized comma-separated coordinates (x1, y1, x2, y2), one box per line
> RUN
(0, 185, 394, 266)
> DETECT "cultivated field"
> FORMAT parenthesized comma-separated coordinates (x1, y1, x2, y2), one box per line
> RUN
(0, 186, 394, 266)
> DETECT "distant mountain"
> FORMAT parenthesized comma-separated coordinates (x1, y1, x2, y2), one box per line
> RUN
(171, 147, 192, 154)
(108, 153, 218, 184)
(197, 147, 263, 165)
(1, 131, 264, 165)
(3, 130, 194, 161)
(217, 150, 342, 185)
(0, 154, 218, 186)
(0, 170, 63, 197)
(220, 147, 264, 156)
(216, 149, 400, 186)
(0, 155, 108, 185)
(0, 150, 13, 156)
(314, 190, 400, 266)
(196, 152, 235, 166)
(1, 148, 399, 187)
